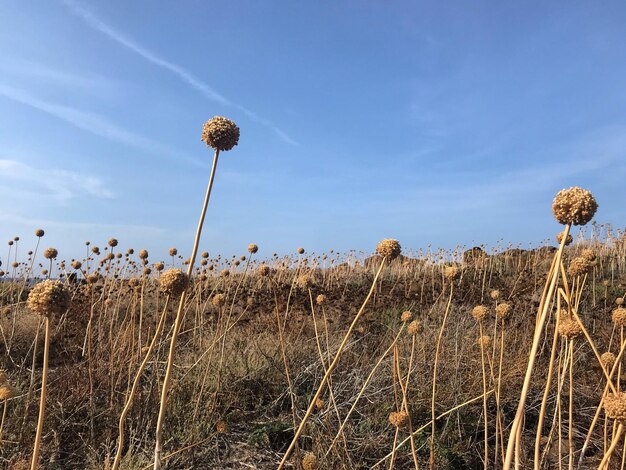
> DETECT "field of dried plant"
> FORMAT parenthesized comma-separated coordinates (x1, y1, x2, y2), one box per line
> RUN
(1, 118, 625, 470)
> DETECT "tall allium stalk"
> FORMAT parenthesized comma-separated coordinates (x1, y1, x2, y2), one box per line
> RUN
(27, 280, 70, 470)
(503, 187, 598, 470)
(153, 116, 239, 470)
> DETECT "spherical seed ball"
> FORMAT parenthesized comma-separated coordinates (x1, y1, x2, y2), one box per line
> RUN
(143, 267, 151, 276)
(568, 257, 592, 278)
(407, 320, 422, 335)
(401, 310, 412, 322)
(159, 269, 189, 297)
(612, 307, 626, 327)
(302, 452, 319, 470)
(617, 298, 625, 306)
(0, 370, 7, 384)
(169, 248, 178, 257)
(91, 246, 100, 254)
(201, 251, 209, 259)
(7, 241, 12, 246)
(376, 239, 401, 260)
(27, 280, 70, 316)
(489, 290, 500, 300)
(211, 293, 226, 307)
(314, 397, 325, 410)
(43, 247, 58, 260)
(495, 302, 512, 320)
(0, 384, 17, 400)
(35, 229, 45, 237)
(138, 249, 149, 260)
(248, 244, 258, 254)
(556, 231, 573, 246)
(220, 269, 230, 278)
(200, 259, 208, 266)
(602, 280, 610, 287)
(552, 187, 598, 226)
(128, 278, 141, 290)
(154, 262, 165, 272)
(471, 305, 489, 322)
(11, 262, 18, 269)
(297, 247, 305, 255)
(296, 273, 313, 289)
(388, 410, 410, 428)
(258, 264, 270, 276)
(71, 260, 82, 270)
(601, 352, 617, 370)
(108, 238, 118, 247)
(316, 294, 327, 305)
(216, 420, 228, 434)
(40, 269, 48, 276)
(201, 116, 240, 151)
(580, 248, 596, 262)
(477, 335, 492, 349)
(603, 392, 626, 421)
(558, 316, 583, 339)
(444, 266, 459, 280)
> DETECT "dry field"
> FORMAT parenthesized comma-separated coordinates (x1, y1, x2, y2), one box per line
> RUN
(1, 118, 625, 470)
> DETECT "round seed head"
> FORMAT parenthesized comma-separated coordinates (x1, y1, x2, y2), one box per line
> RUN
(87, 273, 100, 284)
(0, 370, 7, 384)
(558, 316, 583, 339)
(216, 420, 228, 434)
(302, 452, 319, 470)
(580, 248, 596, 262)
(612, 307, 626, 327)
(108, 238, 118, 247)
(247, 244, 258, 254)
(477, 335, 492, 349)
(258, 264, 270, 276)
(71, 260, 82, 270)
(316, 294, 327, 305)
(471, 305, 488, 322)
(220, 269, 230, 277)
(138, 249, 149, 260)
(27, 279, 70, 316)
(154, 262, 165, 272)
(376, 239, 401, 259)
(201, 251, 209, 258)
(495, 302, 512, 320)
(617, 297, 624, 306)
(556, 231, 573, 246)
(401, 310, 412, 322)
(604, 392, 626, 421)
(444, 265, 459, 280)
(201, 116, 240, 151)
(43, 247, 58, 260)
(407, 320, 422, 335)
(551, 187, 598, 226)
(296, 273, 314, 289)
(568, 257, 592, 278)
(489, 290, 500, 300)
(211, 293, 226, 307)
(601, 352, 617, 370)
(35, 229, 45, 237)
(0, 384, 17, 400)
(159, 269, 188, 297)
(169, 248, 178, 256)
(388, 410, 410, 428)
(297, 247, 305, 255)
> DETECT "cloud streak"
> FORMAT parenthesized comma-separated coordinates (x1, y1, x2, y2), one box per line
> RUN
(62, 0, 297, 145)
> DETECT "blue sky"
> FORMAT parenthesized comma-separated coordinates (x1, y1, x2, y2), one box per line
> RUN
(1, 1, 625, 263)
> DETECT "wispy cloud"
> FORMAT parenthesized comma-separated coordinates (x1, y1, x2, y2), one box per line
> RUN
(62, 0, 298, 145)
(0, 84, 203, 167)
(0, 159, 114, 203)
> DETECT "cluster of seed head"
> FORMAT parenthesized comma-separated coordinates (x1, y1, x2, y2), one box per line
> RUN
(376, 239, 401, 260)
(27, 279, 70, 316)
(316, 294, 327, 305)
(444, 266, 459, 280)
(388, 410, 410, 428)
(302, 452, 319, 470)
(0, 370, 16, 401)
(601, 352, 617, 370)
(201, 116, 240, 151)
(35, 229, 45, 237)
(496, 302, 512, 320)
(612, 307, 626, 327)
(568, 256, 593, 278)
(258, 264, 270, 276)
(489, 290, 500, 300)
(617, 298, 625, 306)
(296, 273, 314, 289)
(471, 305, 488, 322)
(556, 231, 573, 246)
(401, 310, 412, 322)
(407, 320, 422, 335)
(211, 293, 226, 307)
(477, 335, 492, 349)
(604, 392, 626, 421)
(216, 421, 228, 434)
(580, 248, 596, 262)
(43, 247, 58, 260)
(558, 316, 583, 339)
(551, 187, 598, 226)
(159, 269, 188, 296)
(247, 243, 258, 254)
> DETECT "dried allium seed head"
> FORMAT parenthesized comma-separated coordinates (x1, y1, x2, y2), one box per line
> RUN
(407, 320, 422, 335)
(0, 384, 17, 400)
(154, 262, 165, 272)
(169, 248, 178, 257)
(489, 290, 500, 300)
(43, 247, 58, 260)
(143, 267, 151, 276)
(201, 116, 240, 151)
(612, 307, 626, 327)
(201, 251, 209, 259)
(471, 305, 488, 322)
(35, 229, 45, 237)
(216, 421, 228, 434)
(233, 260, 240, 267)
(302, 452, 319, 470)
(568, 257, 592, 278)
(128, 278, 141, 290)
(376, 239, 401, 260)
(551, 187, 598, 226)
(580, 248, 596, 262)
(71, 260, 82, 270)
(200, 259, 208, 266)
(601, 352, 617, 370)
(401, 310, 412, 322)
(495, 302, 512, 320)
(617, 297, 625, 306)
(248, 244, 258, 254)
(159, 269, 189, 297)
(211, 293, 226, 307)
(0, 370, 7, 384)
(297, 247, 305, 255)
(296, 273, 313, 289)
(314, 398, 325, 410)
(556, 231, 573, 246)
(316, 294, 327, 305)
(108, 238, 118, 247)
(558, 316, 583, 339)
(477, 335, 492, 349)
(258, 264, 270, 276)
(220, 269, 230, 277)
(444, 266, 459, 280)
(388, 410, 410, 428)
(91, 246, 100, 254)
(27, 280, 70, 316)
(604, 392, 626, 421)
(138, 249, 149, 260)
